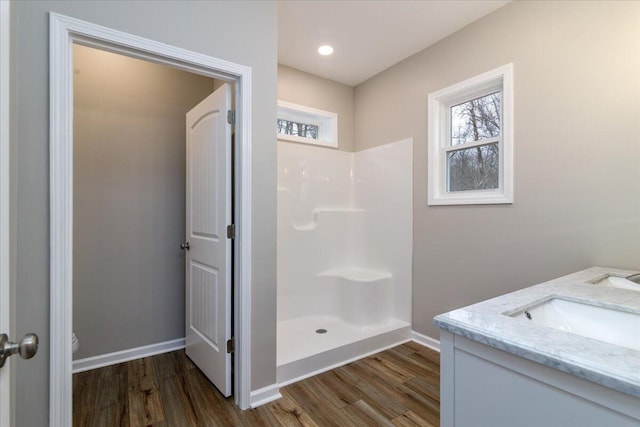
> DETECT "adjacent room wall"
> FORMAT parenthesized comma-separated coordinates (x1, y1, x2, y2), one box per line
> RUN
(354, 1, 640, 339)
(72, 45, 216, 360)
(13, 1, 277, 425)
(278, 64, 355, 151)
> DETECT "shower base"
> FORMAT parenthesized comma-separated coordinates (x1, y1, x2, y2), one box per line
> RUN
(276, 315, 410, 385)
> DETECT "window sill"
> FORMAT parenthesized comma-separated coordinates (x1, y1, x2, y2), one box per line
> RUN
(277, 134, 337, 148)
(428, 190, 513, 206)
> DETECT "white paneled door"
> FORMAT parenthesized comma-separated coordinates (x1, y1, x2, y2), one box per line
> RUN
(184, 83, 233, 396)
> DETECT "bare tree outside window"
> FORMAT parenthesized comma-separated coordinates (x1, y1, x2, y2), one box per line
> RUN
(448, 92, 501, 191)
(277, 119, 319, 140)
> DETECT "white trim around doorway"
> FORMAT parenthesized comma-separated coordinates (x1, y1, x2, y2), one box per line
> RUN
(0, 1, 13, 425)
(49, 12, 254, 426)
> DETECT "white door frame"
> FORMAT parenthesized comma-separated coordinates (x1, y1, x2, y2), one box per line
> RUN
(49, 12, 253, 426)
(0, 1, 13, 426)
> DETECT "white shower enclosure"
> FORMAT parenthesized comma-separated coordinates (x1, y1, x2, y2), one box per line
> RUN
(277, 138, 413, 384)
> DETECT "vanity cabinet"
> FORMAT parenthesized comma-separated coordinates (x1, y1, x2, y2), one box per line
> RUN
(440, 331, 640, 427)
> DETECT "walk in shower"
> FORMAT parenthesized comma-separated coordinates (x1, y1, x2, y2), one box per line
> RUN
(277, 138, 413, 384)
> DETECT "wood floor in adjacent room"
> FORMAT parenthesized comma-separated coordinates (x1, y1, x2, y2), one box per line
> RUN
(73, 341, 440, 427)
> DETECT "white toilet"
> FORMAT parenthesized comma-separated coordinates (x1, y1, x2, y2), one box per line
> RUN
(72, 332, 79, 354)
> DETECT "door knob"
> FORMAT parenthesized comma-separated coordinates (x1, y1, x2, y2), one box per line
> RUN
(0, 333, 39, 368)
(180, 242, 190, 250)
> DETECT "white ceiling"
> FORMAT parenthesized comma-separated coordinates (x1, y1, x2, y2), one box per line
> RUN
(278, 1, 510, 87)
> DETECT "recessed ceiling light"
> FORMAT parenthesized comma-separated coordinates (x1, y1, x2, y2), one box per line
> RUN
(318, 45, 334, 56)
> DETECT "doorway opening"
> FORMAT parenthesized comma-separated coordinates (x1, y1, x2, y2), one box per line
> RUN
(73, 38, 233, 378)
(71, 44, 235, 423)
(50, 13, 253, 426)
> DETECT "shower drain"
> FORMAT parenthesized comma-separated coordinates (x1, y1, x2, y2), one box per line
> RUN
(315, 328, 328, 334)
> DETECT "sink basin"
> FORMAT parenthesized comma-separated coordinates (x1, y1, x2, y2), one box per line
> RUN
(595, 275, 640, 291)
(510, 298, 640, 351)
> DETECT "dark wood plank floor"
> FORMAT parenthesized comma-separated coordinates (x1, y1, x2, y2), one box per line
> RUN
(73, 341, 440, 426)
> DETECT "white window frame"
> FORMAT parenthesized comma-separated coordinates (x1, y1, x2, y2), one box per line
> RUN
(277, 100, 338, 148)
(428, 63, 513, 205)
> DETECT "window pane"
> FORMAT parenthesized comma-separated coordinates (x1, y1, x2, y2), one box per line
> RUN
(447, 142, 499, 192)
(277, 119, 319, 139)
(451, 92, 501, 146)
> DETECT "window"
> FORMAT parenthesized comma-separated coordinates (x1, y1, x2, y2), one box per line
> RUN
(277, 100, 338, 148)
(428, 64, 513, 205)
(277, 119, 319, 139)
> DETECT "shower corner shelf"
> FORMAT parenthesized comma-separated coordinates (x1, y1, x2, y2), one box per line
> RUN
(317, 268, 391, 282)
(291, 207, 366, 231)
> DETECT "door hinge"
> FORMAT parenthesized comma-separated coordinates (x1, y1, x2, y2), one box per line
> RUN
(227, 110, 235, 126)
(226, 337, 235, 354)
(227, 224, 235, 239)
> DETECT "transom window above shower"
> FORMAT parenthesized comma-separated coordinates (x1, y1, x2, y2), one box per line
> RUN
(278, 119, 319, 139)
(277, 100, 338, 148)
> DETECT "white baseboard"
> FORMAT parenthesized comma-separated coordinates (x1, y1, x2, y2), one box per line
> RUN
(411, 330, 440, 352)
(72, 337, 185, 373)
(250, 383, 282, 408)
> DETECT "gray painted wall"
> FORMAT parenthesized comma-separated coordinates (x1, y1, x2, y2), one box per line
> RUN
(72, 45, 215, 360)
(12, 1, 277, 425)
(354, 1, 640, 339)
(278, 64, 355, 151)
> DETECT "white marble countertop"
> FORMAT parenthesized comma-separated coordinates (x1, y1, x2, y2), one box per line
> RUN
(433, 267, 640, 398)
